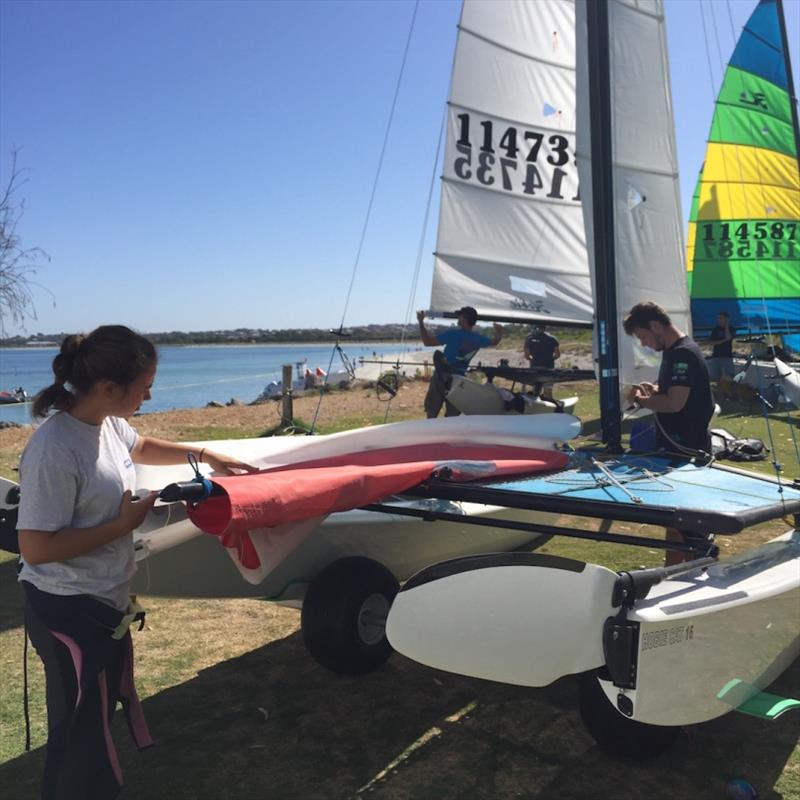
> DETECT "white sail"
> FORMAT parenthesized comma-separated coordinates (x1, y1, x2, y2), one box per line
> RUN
(575, 0, 691, 385)
(430, 0, 593, 325)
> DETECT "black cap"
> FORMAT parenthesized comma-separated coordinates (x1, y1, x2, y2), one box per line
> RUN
(455, 306, 478, 325)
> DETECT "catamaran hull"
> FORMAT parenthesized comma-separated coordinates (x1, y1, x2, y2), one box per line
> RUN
(599, 530, 800, 726)
(133, 500, 549, 603)
(386, 531, 800, 728)
(131, 414, 579, 600)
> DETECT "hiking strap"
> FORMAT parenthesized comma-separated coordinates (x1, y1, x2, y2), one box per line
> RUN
(111, 596, 146, 641)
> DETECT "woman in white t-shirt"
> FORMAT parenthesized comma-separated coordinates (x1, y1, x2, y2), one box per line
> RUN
(17, 325, 256, 799)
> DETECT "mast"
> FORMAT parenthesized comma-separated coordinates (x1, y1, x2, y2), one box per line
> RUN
(776, 0, 800, 179)
(585, 0, 622, 451)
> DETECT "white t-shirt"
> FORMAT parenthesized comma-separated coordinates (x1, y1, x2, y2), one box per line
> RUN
(18, 412, 139, 610)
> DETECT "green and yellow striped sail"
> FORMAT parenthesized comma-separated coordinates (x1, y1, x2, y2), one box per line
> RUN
(687, 0, 800, 339)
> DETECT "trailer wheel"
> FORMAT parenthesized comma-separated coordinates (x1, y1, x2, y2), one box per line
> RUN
(578, 671, 680, 759)
(301, 556, 400, 675)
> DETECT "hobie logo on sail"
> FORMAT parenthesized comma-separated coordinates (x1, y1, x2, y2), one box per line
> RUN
(509, 277, 552, 315)
(510, 298, 552, 314)
(739, 91, 768, 110)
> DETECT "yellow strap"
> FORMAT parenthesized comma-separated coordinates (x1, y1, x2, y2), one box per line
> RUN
(111, 596, 146, 640)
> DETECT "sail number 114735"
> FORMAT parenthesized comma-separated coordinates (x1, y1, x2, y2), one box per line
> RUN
(453, 112, 579, 202)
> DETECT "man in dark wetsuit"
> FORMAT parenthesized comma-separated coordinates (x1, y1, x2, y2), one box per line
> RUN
(623, 301, 715, 565)
(706, 310, 737, 384)
(524, 323, 560, 400)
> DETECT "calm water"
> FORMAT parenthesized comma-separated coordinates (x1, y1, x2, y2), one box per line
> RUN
(0, 343, 396, 425)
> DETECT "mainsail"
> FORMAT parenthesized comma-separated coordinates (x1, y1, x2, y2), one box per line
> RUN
(575, 0, 691, 387)
(687, 0, 800, 342)
(431, 0, 689, 388)
(430, 0, 593, 326)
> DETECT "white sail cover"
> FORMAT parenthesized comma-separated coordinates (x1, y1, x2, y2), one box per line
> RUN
(575, 0, 691, 385)
(431, 0, 593, 325)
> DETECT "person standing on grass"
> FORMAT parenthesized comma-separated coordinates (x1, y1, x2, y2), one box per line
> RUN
(706, 310, 737, 385)
(417, 307, 503, 418)
(17, 325, 256, 800)
(623, 301, 715, 566)
(524, 322, 561, 400)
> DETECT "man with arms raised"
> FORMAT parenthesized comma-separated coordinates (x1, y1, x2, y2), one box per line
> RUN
(623, 301, 715, 565)
(417, 306, 503, 418)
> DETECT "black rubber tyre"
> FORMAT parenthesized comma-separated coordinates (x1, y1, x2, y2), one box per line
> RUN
(578, 670, 681, 759)
(301, 556, 400, 675)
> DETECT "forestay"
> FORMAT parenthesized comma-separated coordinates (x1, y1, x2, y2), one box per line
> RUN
(430, 0, 593, 325)
(575, 0, 691, 385)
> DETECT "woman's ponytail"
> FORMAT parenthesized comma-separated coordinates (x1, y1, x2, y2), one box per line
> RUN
(32, 327, 156, 419)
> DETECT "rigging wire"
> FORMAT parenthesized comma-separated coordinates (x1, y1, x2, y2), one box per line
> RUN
(382, 104, 448, 424)
(699, 0, 721, 103)
(309, 0, 421, 434)
(335, 0, 421, 332)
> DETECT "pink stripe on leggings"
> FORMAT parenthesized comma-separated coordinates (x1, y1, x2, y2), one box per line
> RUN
(51, 631, 83, 709)
(98, 670, 123, 787)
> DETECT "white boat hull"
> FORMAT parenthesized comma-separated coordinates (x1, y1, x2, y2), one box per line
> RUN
(736, 358, 800, 407)
(601, 530, 800, 725)
(131, 414, 579, 600)
(447, 375, 578, 416)
(386, 530, 800, 727)
(134, 501, 553, 603)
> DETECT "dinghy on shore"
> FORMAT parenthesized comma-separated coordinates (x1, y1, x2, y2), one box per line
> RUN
(0, 388, 27, 405)
(129, 414, 574, 674)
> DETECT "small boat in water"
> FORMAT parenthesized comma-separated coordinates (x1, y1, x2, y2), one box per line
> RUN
(0, 387, 28, 405)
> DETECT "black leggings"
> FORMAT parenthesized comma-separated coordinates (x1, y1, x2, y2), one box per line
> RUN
(23, 583, 150, 800)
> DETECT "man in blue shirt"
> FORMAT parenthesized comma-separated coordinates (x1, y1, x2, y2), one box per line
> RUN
(417, 306, 503, 418)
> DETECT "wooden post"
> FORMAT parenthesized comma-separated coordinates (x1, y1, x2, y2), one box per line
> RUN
(281, 363, 293, 427)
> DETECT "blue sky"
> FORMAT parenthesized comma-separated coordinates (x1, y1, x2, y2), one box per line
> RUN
(1, 0, 798, 337)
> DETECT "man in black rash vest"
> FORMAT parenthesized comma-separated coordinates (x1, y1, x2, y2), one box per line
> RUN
(623, 301, 715, 566)
(524, 323, 561, 400)
(706, 310, 737, 386)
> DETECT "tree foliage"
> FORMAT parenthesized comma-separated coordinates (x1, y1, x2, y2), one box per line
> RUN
(0, 150, 49, 333)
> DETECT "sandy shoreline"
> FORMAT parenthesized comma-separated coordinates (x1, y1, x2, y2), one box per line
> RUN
(0, 379, 433, 475)
(0, 344, 592, 475)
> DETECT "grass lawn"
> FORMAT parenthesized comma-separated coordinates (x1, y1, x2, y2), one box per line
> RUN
(0, 388, 798, 799)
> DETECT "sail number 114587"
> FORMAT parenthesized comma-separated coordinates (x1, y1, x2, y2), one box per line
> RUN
(700, 221, 797, 260)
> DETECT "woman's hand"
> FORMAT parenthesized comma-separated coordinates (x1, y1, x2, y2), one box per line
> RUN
(203, 450, 259, 475)
(117, 490, 158, 534)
